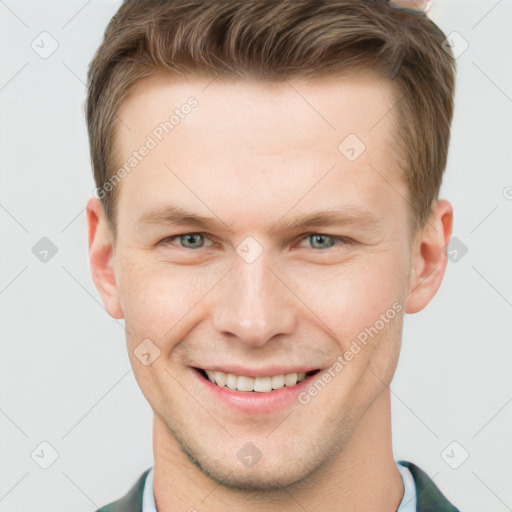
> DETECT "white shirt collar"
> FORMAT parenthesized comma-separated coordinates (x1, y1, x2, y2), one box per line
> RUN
(142, 466, 157, 512)
(397, 461, 417, 512)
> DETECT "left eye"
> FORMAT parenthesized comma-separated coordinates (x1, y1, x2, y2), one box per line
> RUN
(310, 234, 335, 250)
(300, 234, 350, 250)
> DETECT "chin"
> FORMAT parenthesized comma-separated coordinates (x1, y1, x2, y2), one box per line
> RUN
(175, 432, 318, 492)
(197, 458, 311, 492)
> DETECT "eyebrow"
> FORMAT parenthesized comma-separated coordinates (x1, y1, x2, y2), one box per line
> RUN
(273, 208, 383, 233)
(138, 204, 383, 232)
(138, 205, 224, 230)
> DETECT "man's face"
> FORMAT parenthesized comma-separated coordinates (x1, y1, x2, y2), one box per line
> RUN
(97, 72, 420, 489)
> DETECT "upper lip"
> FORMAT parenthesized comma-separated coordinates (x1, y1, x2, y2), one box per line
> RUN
(194, 365, 320, 378)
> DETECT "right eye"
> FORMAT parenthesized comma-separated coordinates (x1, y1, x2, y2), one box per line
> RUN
(158, 233, 213, 250)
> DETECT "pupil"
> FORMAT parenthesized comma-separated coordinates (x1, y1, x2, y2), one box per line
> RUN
(313, 235, 327, 247)
(183, 234, 202, 247)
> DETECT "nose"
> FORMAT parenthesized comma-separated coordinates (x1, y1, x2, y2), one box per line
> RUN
(212, 250, 297, 347)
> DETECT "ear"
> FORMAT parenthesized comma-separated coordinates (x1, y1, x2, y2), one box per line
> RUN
(86, 197, 124, 319)
(404, 199, 453, 314)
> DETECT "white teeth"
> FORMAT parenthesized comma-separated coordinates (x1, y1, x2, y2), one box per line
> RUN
(271, 374, 285, 390)
(284, 372, 298, 386)
(226, 373, 238, 390)
(254, 376, 272, 393)
(203, 369, 309, 392)
(237, 375, 254, 392)
(214, 371, 227, 387)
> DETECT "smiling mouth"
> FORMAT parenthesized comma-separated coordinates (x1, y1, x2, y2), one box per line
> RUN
(196, 368, 320, 393)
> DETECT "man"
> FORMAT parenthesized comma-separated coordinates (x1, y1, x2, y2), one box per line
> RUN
(85, 0, 460, 510)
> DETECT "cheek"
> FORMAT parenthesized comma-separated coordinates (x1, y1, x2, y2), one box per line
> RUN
(117, 259, 215, 348)
(291, 252, 406, 345)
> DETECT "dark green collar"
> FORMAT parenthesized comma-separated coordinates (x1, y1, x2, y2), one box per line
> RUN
(397, 461, 460, 512)
(97, 468, 149, 512)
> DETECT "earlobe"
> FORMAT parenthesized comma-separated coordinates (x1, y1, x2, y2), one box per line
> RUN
(86, 197, 124, 319)
(404, 199, 454, 314)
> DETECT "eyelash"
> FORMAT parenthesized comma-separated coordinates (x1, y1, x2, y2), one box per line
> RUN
(157, 232, 355, 250)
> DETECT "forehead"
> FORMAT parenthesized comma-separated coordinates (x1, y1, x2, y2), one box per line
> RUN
(113, 72, 407, 232)
(117, 71, 397, 146)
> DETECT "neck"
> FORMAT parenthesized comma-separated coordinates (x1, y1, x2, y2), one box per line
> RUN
(152, 389, 403, 512)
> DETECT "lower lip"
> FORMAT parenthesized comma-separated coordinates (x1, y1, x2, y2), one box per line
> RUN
(192, 368, 317, 415)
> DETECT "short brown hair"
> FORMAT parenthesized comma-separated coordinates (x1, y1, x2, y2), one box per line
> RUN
(86, 0, 456, 237)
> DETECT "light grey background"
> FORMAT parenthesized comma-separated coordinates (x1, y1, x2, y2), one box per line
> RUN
(1, 1, 511, 510)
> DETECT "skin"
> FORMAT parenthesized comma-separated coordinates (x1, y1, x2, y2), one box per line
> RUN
(87, 71, 453, 511)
